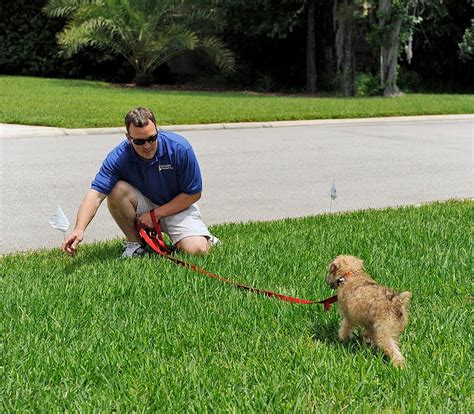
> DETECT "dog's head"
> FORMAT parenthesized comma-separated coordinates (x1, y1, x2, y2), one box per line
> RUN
(326, 255, 364, 289)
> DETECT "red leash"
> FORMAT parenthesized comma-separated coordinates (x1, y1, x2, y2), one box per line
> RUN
(136, 211, 337, 311)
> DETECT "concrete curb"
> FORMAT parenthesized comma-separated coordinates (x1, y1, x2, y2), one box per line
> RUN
(1, 114, 472, 139)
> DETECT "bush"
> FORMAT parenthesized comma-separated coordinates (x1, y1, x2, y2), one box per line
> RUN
(254, 74, 276, 93)
(355, 73, 383, 96)
(0, 0, 62, 76)
(0, 0, 130, 82)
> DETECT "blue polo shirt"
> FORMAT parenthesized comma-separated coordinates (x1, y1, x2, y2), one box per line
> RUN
(91, 130, 202, 205)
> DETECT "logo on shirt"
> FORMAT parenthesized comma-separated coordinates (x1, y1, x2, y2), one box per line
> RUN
(158, 164, 174, 172)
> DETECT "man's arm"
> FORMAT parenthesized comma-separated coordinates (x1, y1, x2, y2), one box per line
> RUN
(137, 192, 201, 229)
(62, 189, 107, 255)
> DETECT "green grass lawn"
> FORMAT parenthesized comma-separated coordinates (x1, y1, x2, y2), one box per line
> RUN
(1, 200, 472, 412)
(1, 76, 473, 128)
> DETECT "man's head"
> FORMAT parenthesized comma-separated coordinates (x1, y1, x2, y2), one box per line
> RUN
(125, 107, 157, 132)
(125, 107, 158, 160)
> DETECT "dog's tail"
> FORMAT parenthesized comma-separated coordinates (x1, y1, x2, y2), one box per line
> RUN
(398, 291, 412, 304)
(394, 291, 412, 323)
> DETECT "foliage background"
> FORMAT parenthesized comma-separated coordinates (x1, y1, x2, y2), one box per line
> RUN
(0, 0, 472, 91)
(0, 0, 133, 82)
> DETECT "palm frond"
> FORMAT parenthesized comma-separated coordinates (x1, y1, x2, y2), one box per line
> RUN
(44, 0, 103, 18)
(197, 36, 236, 74)
(181, 8, 223, 34)
(163, 25, 199, 52)
(57, 16, 115, 57)
(144, 26, 199, 70)
(45, 0, 235, 83)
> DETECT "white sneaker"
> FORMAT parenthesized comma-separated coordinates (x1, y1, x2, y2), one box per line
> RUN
(121, 241, 147, 258)
(208, 235, 222, 246)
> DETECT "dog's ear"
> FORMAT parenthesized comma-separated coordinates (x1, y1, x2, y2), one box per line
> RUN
(346, 256, 364, 271)
(329, 263, 338, 274)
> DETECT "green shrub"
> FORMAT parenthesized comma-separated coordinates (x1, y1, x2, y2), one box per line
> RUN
(255, 74, 276, 93)
(0, 0, 129, 81)
(355, 73, 383, 96)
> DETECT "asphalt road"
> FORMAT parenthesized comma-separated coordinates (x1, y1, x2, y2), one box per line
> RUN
(1, 117, 472, 255)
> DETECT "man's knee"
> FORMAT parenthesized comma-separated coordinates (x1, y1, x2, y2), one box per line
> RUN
(109, 180, 131, 199)
(176, 236, 210, 255)
(107, 181, 137, 206)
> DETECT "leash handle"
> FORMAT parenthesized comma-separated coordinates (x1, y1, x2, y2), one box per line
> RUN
(136, 212, 337, 310)
(150, 210, 165, 244)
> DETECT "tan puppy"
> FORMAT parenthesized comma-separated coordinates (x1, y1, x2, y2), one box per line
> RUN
(326, 255, 412, 367)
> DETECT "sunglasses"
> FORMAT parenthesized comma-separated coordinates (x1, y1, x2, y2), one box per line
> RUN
(128, 132, 158, 146)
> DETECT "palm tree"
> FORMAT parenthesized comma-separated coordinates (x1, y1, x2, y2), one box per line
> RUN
(44, 0, 235, 86)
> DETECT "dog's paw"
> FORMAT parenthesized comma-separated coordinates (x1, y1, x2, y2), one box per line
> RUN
(338, 332, 353, 342)
(363, 335, 373, 345)
(392, 357, 405, 368)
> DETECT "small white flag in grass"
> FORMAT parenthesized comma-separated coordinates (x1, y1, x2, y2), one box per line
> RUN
(329, 180, 337, 212)
(49, 206, 70, 238)
(330, 180, 337, 200)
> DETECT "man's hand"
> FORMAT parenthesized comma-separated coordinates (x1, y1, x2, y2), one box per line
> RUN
(61, 189, 106, 256)
(62, 229, 84, 256)
(137, 193, 200, 230)
(137, 210, 159, 229)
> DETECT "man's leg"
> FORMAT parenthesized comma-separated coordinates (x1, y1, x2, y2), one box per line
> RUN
(108, 185, 215, 256)
(161, 204, 214, 256)
(176, 236, 211, 255)
(107, 180, 141, 242)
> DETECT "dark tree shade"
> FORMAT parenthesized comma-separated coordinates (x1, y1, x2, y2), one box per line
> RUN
(0, 0, 130, 81)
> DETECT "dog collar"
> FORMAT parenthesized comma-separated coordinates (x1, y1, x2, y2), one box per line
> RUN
(337, 271, 355, 286)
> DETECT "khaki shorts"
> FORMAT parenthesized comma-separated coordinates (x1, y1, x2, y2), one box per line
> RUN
(134, 187, 210, 245)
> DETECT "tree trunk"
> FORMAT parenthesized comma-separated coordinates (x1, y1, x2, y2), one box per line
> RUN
(133, 62, 154, 86)
(379, 0, 403, 96)
(335, 0, 355, 96)
(306, 0, 317, 93)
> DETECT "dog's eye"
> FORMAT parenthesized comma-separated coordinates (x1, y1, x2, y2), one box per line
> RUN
(330, 264, 337, 273)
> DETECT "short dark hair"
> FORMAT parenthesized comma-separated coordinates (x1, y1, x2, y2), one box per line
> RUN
(124, 107, 157, 132)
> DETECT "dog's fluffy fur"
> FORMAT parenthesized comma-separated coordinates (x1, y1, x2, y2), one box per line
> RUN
(326, 255, 412, 367)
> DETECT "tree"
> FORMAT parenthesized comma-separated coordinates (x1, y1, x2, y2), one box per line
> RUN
(306, 0, 317, 92)
(216, 0, 319, 91)
(377, 0, 404, 95)
(335, 0, 358, 96)
(403, 0, 473, 91)
(44, 0, 235, 86)
(459, 19, 474, 62)
(370, 0, 426, 96)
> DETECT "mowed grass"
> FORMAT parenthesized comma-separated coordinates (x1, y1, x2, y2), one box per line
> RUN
(1, 75, 473, 128)
(1, 200, 472, 412)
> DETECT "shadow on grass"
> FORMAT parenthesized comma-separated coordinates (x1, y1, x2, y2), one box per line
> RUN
(312, 316, 395, 365)
(62, 240, 122, 274)
(311, 316, 373, 355)
(311, 316, 339, 345)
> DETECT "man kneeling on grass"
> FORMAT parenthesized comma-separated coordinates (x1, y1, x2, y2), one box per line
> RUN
(62, 106, 219, 258)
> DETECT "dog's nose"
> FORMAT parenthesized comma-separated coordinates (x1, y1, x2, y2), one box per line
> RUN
(326, 274, 336, 289)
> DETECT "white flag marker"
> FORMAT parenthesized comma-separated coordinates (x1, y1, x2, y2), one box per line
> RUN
(49, 206, 70, 239)
(329, 180, 337, 212)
